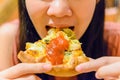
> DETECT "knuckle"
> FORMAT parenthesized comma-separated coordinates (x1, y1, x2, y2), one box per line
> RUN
(28, 75, 41, 80)
(99, 57, 109, 65)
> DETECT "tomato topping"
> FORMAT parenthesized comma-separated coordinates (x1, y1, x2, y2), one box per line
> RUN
(46, 33, 69, 65)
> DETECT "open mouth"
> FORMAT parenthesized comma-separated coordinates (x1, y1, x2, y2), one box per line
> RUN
(46, 25, 74, 31)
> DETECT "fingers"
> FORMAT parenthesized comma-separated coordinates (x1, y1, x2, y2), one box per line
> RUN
(75, 57, 120, 73)
(0, 74, 42, 80)
(0, 78, 9, 80)
(75, 57, 108, 73)
(96, 62, 120, 79)
(0, 63, 52, 79)
(14, 74, 42, 80)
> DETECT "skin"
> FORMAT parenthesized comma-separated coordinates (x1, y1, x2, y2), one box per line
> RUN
(0, 0, 120, 80)
(75, 57, 120, 79)
(25, 0, 96, 39)
(25, 0, 96, 79)
(0, 20, 19, 70)
(0, 20, 52, 80)
(0, 63, 51, 80)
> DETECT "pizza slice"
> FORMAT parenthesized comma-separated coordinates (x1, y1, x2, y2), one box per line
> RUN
(18, 28, 89, 77)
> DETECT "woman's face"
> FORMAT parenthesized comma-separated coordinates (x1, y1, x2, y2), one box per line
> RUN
(25, 0, 96, 39)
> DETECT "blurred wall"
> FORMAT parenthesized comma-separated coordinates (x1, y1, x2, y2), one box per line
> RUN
(105, 0, 120, 22)
(0, 0, 18, 25)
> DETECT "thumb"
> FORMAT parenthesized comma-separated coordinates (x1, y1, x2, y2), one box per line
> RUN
(96, 62, 120, 79)
(0, 63, 52, 79)
(75, 57, 120, 73)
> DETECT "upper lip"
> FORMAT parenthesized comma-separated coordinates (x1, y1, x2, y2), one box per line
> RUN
(48, 24, 73, 28)
(46, 24, 74, 31)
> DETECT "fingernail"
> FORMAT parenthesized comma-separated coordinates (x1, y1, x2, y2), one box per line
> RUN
(95, 73, 101, 79)
(43, 64, 52, 71)
(75, 65, 83, 73)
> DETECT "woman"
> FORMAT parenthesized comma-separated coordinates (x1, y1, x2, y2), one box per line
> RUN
(18, 0, 105, 79)
(0, 0, 120, 80)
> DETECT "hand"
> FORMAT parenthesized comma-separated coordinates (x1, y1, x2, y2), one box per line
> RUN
(0, 63, 52, 80)
(0, 74, 41, 80)
(75, 57, 120, 79)
(96, 62, 120, 80)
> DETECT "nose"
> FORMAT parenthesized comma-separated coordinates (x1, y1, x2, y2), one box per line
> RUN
(47, 0, 72, 17)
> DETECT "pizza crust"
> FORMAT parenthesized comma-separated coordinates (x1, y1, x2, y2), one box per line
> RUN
(18, 49, 89, 77)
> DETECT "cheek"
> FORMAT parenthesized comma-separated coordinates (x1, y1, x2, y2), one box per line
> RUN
(26, 0, 49, 15)
(25, 0, 49, 38)
(26, 0, 49, 24)
(73, 1, 96, 39)
(76, 1, 96, 23)
(25, 0, 51, 24)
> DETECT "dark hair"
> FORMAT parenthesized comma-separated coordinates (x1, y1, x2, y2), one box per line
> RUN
(81, 0, 106, 58)
(18, 0, 106, 80)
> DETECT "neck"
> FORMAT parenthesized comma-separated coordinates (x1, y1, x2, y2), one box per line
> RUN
(54, 76, 77, 80)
